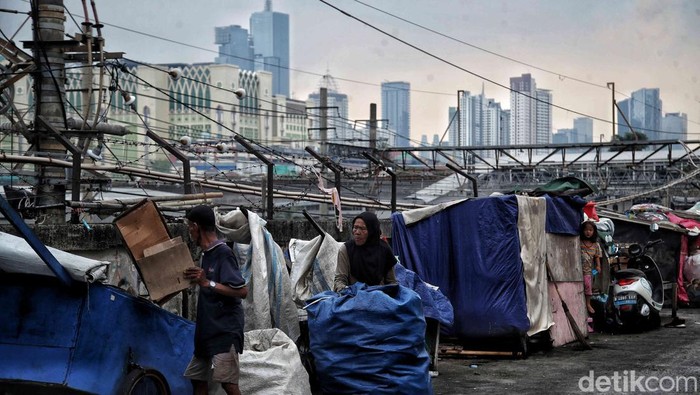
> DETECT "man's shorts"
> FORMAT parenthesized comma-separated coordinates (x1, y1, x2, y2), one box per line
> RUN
(183, 344, 240, 384)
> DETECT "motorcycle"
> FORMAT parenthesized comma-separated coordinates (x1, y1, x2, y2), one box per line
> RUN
(608, 227, 664, 331)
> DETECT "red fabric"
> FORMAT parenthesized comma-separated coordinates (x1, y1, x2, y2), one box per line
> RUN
(666, 212, 700, 230)
(678, 235, 689, 303)
(583, 201, 599, 221)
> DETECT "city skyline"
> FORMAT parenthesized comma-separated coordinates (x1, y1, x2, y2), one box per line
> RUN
(1, 0, 698, 146)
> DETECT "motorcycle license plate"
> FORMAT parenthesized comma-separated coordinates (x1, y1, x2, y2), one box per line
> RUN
(614, 294, 637, 306)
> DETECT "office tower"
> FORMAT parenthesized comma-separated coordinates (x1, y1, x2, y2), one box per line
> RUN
(250, 0, 290, 97)
(448, 106, 457, 145)
(509, 74, 551, 146)
(454, 89, 506, 150)
(661, 112, 688, 140)
(616, 88, 662, 140)
(500, 110, 510, 147)
(482, 99, 505, 147)
(553, 128, 574, 144)
(381, 81, 411, 147)
(509, 74, 537, 145)
(456, 90, 472, 146)
(214, 25, 254, 71)
(307, 74, 352, 145)
(432, 134, 440, 146)
(535, 89, 552, 146)
(573, 117, 594, 143)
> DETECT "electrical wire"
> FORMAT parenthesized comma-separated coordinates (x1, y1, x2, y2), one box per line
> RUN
(318, 0, 697, 136)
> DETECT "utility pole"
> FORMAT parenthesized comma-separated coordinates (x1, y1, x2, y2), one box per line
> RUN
(607, 82, 615, 138)
(32, 0, 68, 224)
(369, 103, 377, 151)
(319, 87, 328, 216)
(320, 87, 327, 155)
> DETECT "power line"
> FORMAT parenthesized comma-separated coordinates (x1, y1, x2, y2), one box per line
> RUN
(319, 0, 696, 136)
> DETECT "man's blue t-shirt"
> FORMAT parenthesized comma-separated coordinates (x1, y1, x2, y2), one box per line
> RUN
(194, 241, 246, 357)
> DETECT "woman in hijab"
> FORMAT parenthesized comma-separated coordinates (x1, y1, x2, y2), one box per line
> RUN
(333, 211, 397, 292)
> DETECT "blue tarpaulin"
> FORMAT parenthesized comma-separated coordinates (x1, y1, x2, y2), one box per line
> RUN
(391, 196, 530, 339)
(545, 195, 586, 235)
(306, 283, 433, 395)
(394, 263, 454, 327)
(0, 276, 194, 394)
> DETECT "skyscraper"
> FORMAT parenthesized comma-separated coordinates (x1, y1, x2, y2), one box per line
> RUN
(214, 25, 254, 71)
(307, 74, 352, 145)
(448, 106, 457, 145)
(535, 89, 552, 146)
(453, 89, 506, 150)
(661, 112, 688, 140)
(250, 0, 290, 97)
(509, 73, 551, 146)
(616, 88, 662, 140)
(381, 81, 411, 147)
(573, 117, 593, 143)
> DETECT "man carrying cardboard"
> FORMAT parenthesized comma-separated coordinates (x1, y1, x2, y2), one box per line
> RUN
(183, 205, 248, 395)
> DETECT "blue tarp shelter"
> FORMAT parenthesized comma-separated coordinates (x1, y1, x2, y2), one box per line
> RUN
(392, 195, 584, 340)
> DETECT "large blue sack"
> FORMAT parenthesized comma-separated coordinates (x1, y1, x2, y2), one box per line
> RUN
(306, 283, 433, 395)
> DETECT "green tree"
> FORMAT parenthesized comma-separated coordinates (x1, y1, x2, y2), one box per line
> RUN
(610, 131, 647, 151)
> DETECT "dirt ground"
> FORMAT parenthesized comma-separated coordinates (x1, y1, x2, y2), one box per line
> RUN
(431, 308, 700, 394)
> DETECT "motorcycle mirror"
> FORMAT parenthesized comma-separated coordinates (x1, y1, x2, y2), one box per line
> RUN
(650, 222, 659, 232)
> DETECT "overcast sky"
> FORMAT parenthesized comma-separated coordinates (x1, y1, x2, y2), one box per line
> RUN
(2, 0, 699, 144)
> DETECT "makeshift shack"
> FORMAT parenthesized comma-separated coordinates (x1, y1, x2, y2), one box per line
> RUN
(391, 194, 588, 349)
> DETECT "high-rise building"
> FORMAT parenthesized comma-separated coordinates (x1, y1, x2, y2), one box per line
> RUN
(452, 89, 506, 152)
(573, 117, 594, 143)
(535, 89, 552, 146)
(448, 106, 457, 145)
(455, 90, 473, 146)
(381, 81, 411, 147)
(616, 88, 662, 140)
(250, 0, 290, 97)
(509, 74, 551, 146)
(214, 25, 254, 71)
(661, 112, 688, 140)
(307, 74, 353, 146)
(553, 117, 593, 148)
(553, 128, 575, 144)
(500, 110, 510, 147)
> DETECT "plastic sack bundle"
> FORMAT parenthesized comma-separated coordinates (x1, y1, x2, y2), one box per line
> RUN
(305, 283, 433, 395)
(239, 328, 311, 395)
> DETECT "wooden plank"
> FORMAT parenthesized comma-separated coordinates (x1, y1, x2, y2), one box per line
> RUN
(439, 349, 520, 357)
(548, 281, 588, 347)
(546, 234, 582, 281)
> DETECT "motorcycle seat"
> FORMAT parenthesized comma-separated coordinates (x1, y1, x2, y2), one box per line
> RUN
(614, 268, 646, 280)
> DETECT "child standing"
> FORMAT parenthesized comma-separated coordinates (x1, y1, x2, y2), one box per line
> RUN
(580, 221, 602, 314)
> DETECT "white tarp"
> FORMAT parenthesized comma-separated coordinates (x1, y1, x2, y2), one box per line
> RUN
(516, 196, 554, 336)
(288, 234, 341, 307)
(0, 231, 109, 283)
(216, 209, 300, 342)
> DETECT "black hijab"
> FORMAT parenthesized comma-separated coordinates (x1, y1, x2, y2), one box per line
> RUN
(345, 211, 396, 286)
